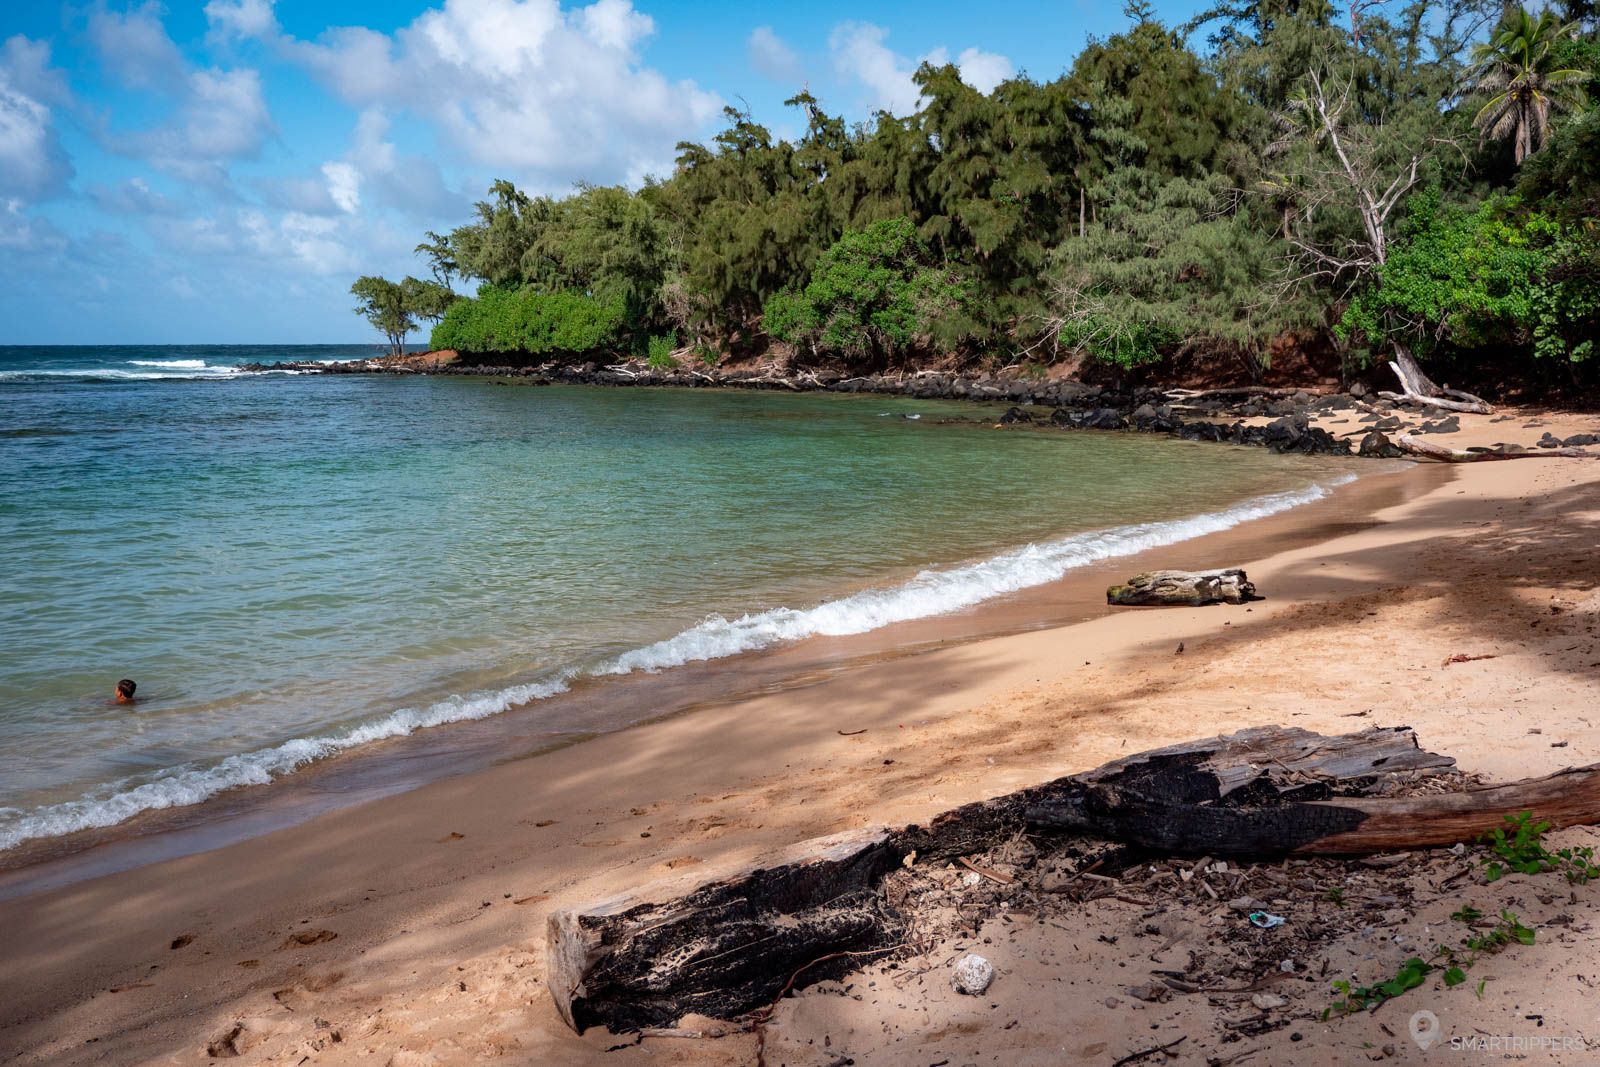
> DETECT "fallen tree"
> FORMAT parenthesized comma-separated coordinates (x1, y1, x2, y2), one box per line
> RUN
(1396, 434, 1600, 462)
(1380, 344, 1493, 415)
(547, 725, 1600, 1034)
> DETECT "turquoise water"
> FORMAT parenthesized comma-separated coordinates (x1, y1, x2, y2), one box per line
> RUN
(0, 346, 1353, 851)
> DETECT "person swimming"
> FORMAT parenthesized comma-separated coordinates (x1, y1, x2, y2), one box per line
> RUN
(113, 679, 137, 705)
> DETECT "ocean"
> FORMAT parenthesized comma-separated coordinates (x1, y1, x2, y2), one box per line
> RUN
(0, 345, 1356, 856)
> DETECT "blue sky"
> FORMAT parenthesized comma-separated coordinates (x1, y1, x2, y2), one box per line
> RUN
(0, 0, 1210, 344)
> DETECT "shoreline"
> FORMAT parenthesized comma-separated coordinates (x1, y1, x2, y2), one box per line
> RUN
(2, 409, 1598, 1065)
(240, 354, 1600, 459)
(0, 451, 1391, 898)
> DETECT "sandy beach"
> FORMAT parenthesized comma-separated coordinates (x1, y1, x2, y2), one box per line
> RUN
(4, 409, 1600, 1066)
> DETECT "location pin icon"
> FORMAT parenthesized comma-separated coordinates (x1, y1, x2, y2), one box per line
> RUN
(1410, 1009, 1441, 1050)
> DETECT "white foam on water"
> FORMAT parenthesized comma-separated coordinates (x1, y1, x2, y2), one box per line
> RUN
(0, 367, 238, 381)
(0, 473, 1356, 852)
(128, 359, 208, 368)
(0, 676, 574, 851)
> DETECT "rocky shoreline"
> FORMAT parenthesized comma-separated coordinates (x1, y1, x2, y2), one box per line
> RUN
(238, 357, 1600, 459)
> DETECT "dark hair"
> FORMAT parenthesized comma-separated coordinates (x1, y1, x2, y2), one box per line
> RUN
(117, 679, 136, 697)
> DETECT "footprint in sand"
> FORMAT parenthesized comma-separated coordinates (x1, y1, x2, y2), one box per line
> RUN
(280, 929, 338, 949)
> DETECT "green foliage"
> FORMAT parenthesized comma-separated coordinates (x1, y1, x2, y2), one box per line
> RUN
(646, 335, 679, 369)
(1480, 811, 1600, 883)
(1343, 193, 1600, 365)
(349, 2, 1599, 388)
(1327, 957, 1432, 1016)
(351, 275, 458, 355)
(1468, 9, 1590, 163)
(1049, 169, 1312, 372)
(1326, 907, 1543, 1017)
(763, 218, 976, 363)
(429, 288, 626, 357)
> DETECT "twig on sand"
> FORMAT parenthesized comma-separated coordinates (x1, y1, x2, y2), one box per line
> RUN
(1113, 1034, 1188, 1066)
(959, 856, 1016, 884)
(837, 728, 868, 736)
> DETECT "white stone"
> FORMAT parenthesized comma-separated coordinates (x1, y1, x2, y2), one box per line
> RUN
(952, 953, 995, 995)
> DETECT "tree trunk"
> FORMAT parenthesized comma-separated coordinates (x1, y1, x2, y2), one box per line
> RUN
(547, 829, 901, 1034)
(1385, 344, 1493, 413)
(1028, 763, 1600, 856)
(1395, 434, 1599, 462)
(1106, 569, 1257, 606)
(548, 725, 1495, 1034)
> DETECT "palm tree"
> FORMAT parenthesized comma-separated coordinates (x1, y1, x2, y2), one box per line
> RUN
(1468, 9, 1589, 164)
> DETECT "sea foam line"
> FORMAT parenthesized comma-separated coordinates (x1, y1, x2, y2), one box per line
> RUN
(0, 474, 1354, 852)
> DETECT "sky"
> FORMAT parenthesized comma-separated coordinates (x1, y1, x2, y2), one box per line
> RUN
(0, 0, 1212, 345)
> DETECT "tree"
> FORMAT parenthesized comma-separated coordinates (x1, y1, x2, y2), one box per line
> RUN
(351, 276, 417, 356)
(763, 218, 975, 365)
(1341, 191, 1600, 366)
(1047, 170, 1313, 377)
(1468, 8, 1589, 163)
(414, 231, 458, 288)
(351, 275, 460, 354)
(403, 276, 459, 325)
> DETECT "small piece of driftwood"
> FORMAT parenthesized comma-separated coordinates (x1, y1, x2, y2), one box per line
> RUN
(1107, 568, 1256, 606)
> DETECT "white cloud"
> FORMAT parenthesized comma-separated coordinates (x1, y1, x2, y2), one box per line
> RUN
(322, 161, 361, 213)
(89, 177, 184, 215)
(0, 37, 73, 200)
(956, 47, 1014, 94)
(205, 0, 279, 41)
(108, 66, 274, 185)
(830, 22, 921, 115)
(748, 26, 800, 83)
(87, 2, 187, 90)
(255, 108, 461, 223)
(282, 0, 721, 186)
(0, 198, 68, 251)
(829, 22, 1014, 115)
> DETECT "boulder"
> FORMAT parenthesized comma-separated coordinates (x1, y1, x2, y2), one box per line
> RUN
(1358, 430, 1404, 458)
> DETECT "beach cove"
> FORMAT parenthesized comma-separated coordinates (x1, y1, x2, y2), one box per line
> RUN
(3, 406, 1599, 1064)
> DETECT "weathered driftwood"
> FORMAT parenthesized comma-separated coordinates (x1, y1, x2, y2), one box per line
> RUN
(549, 726, 1474, 1033)
(1163, 386, 1334, 401)
(1396, 434, 1600, 463)
(1385, 343, 1493, 414)
(1029, 760, 1600, 856)
(548, 829, 902, 1034)
(1107, 568, 1257, 606)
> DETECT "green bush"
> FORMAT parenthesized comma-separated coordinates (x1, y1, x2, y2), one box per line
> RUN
(763, 218, 975, 362)
(430, 287, 627, 356)
(646, 334, 679, 368)
(1341, 192, 1600, 364)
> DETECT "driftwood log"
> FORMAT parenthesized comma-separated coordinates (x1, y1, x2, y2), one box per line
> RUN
(548, 725, 1600, 1033)
(1107, 568, 1257, 606)
(1396, 434, 1600, 463)
(1383, 343, 1494, 414)
(547, 829, 902, 1033)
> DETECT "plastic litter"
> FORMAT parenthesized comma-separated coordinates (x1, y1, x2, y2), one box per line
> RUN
(1249, 911, 1287, 929)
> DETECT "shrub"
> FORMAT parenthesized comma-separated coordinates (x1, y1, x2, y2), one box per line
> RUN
(763, 218, 975, 363)
(1341, 191, 1600, 365)
(430, 287, 627, 356)
(646, 334, 678, 368)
